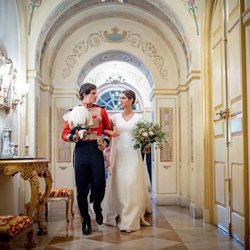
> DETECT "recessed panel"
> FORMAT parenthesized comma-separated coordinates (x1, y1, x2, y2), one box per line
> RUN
(212, 44, 224, 109)
(215, 163, 226, 205)
(217, 204, 229, 232)
(214, 120, 224, 137)
(231, 163, 244, 215)
(212, 0, 222, 37)
(231, 212, 244, 243)
(228, 24, 241, 100)
(230, 134, 243, 163)
(231, 117, 242, 134)
(231, 98, 242, 114)
(228, 0, 238, 15)
(158, 165, 177, 194)
(214, 138, 227, 162)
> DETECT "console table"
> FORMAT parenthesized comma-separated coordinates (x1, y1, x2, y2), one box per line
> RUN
(0, 158, 52, 235)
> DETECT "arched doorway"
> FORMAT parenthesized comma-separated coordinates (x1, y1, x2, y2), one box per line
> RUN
(78, 54, 152, 119)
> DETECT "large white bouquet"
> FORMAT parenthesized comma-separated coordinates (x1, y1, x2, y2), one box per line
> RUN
(68, 106, 93, 139)
(133, 121, 166, 150)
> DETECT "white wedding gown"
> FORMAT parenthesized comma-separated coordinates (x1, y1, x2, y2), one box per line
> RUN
(102, 113, 152, 232)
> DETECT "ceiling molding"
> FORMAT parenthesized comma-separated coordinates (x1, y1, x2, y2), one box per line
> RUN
(35, 0, 191, 78)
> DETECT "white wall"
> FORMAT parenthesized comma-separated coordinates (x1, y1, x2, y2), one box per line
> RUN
(0, 0, 20, 153)
(0, 0, 21, 214)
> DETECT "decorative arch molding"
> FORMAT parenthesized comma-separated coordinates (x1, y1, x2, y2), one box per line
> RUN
(77, 51, 153, 88)
(63, 28, 168, 81)
(35, 0, 191, 78)
(43, 12, 183, 80)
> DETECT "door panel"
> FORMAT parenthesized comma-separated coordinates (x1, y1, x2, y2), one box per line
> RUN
(227, 19, 244, 245)
(228, 25, 242, 99)
(212, 44, 224, 109)
(211, 0, 245, 244)
(231, 163, 244, 242)
(215, 163, 226, 205)
(212, 30, 229, 232)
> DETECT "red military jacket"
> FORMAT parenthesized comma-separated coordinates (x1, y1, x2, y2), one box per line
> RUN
(62, 104, 111, 142)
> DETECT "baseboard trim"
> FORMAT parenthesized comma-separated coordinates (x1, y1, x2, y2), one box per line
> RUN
(189, 202, 203, 218)
(153, 195, 203, 219)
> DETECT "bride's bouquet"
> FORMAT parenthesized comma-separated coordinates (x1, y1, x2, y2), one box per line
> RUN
(133, 121, 166, 150)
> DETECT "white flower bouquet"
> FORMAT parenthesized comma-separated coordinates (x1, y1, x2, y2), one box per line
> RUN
(68, 105, 93, 139)
(133, 121, 166, 150)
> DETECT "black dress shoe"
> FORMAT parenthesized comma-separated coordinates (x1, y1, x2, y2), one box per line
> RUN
(96, 213, 103, 225)
(82, 223, 92, 235)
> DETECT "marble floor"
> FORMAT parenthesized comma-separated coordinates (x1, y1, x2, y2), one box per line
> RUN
(13, 201, 244, 250)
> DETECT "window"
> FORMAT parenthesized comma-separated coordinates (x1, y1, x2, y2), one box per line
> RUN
(97, 89, 140, 111)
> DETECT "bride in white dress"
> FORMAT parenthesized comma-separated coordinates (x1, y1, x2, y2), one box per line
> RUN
(102, 90, 152, 233)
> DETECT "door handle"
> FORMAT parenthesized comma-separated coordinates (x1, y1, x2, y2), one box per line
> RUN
(216, 108, 230, 119)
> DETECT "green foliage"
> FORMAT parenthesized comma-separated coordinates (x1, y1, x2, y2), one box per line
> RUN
(133, 121, 166, 150)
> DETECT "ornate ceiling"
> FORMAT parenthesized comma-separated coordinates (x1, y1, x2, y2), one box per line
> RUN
(27, 0, 201, 88)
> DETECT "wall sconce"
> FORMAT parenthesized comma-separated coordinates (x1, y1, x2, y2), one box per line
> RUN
(12, 94, 25, 109)
(0, 50, 13, 110)
(12, 83, 29, 109)
(0, 50, 27, 110)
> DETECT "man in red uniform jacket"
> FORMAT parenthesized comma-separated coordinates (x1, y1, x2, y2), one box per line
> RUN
(62, 83, 112, 235)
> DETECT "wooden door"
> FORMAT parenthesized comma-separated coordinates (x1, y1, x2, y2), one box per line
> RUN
(211, 0, 245, 244)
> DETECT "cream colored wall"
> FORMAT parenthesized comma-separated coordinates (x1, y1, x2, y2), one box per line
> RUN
(0, 0, 23, 214)
(187, 79, 204, 217)
(178, 92, 189, 207)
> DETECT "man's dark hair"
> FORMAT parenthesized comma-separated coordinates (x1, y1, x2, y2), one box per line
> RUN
(78, 83, 96, 100)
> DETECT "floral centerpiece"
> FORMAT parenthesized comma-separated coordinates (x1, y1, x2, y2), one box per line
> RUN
(133, 121, 166, 151)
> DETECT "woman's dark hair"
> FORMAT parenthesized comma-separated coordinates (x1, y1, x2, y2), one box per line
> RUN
(122, 89, 136, 106)
(78, 83, 96, 100)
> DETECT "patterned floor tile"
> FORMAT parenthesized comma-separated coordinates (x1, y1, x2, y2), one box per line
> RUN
(10, 202, 245, 249)
(153, 230, 183, 242)
(88, 231, 144, 244)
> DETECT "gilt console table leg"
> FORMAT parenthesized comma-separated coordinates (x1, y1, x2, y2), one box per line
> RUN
(20, 163, 44, 235)
(36, 170, 52, 235)
(22, 170, 40, 218)
(0, 159, 52, 236)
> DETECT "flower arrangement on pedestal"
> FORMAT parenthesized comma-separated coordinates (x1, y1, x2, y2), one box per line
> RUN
(133, 121, 166, 151)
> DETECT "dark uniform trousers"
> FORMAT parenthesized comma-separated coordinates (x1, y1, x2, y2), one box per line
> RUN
(74, 140, 105, 223)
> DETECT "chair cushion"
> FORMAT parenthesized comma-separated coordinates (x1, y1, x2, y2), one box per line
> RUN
(0, 215, 33, 240)
(49, 188, 73, 198)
